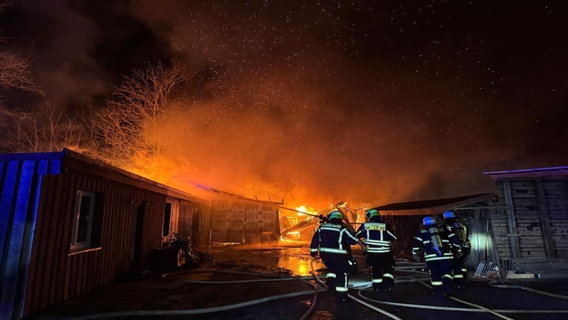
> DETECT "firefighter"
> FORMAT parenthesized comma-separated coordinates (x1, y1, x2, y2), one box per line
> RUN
(310, 210, 359, 303)
(412, 216, 458, 296)
(442, 210, 471, 287)
(355, 209, 397, 293)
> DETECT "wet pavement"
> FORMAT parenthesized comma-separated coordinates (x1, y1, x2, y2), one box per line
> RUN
(27, 241, 568, 320)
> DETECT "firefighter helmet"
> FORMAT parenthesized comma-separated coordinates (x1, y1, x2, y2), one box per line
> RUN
(423, 216, 436, 226)
(443, 211, 455, 219)
(365, 209, 379, 219)
(328, 211, 343, 220)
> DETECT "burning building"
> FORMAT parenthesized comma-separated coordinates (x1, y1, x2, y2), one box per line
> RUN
(0, 147, 291, 319)
(0, 148, 207, 319)
(208, 196, 282, 244)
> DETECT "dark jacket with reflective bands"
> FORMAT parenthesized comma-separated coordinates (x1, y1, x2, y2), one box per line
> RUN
(444, 220, 471, 251)
(412, 224, 459, 262)
(310, 221, 359, 256)
(355, 222, 397, 254)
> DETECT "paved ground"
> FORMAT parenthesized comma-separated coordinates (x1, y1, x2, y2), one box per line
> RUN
(27, 242, 568, 320)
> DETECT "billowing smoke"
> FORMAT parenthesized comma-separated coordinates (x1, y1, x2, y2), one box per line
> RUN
(5, 1, 567, 209)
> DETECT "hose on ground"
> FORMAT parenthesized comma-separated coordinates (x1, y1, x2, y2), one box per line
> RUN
(65, 269, 326, 320)
(310, 257, 403, 320)
(489, 283, 568, 300)
(355, 266, 568, 316)
(415, 277, 514, 320)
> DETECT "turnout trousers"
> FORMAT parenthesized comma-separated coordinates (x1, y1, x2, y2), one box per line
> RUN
(426, 257, 453, 295)
(365, 252, 395, 291)
(321, 252, 351, 301)
(452, 252, 469, 286)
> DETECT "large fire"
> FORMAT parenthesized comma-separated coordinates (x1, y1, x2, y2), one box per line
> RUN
(122, 151, 381, 244)
(280, 205, 320, 240)
(124, 152, 376, 212)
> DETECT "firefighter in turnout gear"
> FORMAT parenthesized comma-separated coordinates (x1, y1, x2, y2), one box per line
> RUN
(412, 216, 460, 296)
(310, 210, 359, 303)
(442, 210, 471, 287)
(355, 209, 397, 293)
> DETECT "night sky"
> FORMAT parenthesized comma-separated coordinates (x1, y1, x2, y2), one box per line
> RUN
(2, 1, 568, 210)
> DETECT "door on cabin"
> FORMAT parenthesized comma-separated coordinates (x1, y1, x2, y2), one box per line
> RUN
(131, 203, 145, 272)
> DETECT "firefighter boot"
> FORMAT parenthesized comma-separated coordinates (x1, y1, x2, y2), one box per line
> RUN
(325, 277, 336, 291)
(380, 277, 394, 293)
(442, 277, 453, 295)
(454, 278, 464, 290)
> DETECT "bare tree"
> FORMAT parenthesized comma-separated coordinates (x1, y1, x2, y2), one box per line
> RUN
(0, 0, 53, 153)
(0, 107, 34, 152)
(93, 62, 189, 161)
(0, 103, 84, 152)
(0, 1, 43, 95)
(0, 51, 43, 95)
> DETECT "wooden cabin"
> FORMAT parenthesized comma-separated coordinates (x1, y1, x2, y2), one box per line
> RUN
(483, 166, 568, 275)
(0, 148, 208, 320)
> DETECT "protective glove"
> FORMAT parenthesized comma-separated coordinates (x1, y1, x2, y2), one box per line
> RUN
(310, 252, 319, 258)
(412, 254, 421, 262)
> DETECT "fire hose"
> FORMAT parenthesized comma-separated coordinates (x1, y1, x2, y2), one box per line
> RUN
(489, 282, 568, 300)
(63, 270, 325, 320)
(309, 257, 404, 320)
(53, 258, 568, 320)
(354, 266, 568, 317)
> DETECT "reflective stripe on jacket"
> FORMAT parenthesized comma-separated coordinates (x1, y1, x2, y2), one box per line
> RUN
(355, 222, 397, 254)
(310, 222, 359, 255)
(412, 226, 455, 262)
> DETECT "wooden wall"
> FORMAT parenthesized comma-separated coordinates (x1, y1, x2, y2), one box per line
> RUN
(23, 173, 167, 317)
(493, 177, 568, 262)
(543, 180, 568, 259)
(486, 204, 515, 262)
(178, 201, 205, 246)
(453, 208, 500, 269)
(209, 199, 280, 243)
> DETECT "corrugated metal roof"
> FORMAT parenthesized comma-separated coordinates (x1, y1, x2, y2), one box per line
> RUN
(483, 166, 568, 178)
(0, 148, 208, 204)
(371, 193, 495, 216)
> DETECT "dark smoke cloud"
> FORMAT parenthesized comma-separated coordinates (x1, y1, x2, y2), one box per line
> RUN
(4, 0, 170, 105)
(4, 0, 568, 209)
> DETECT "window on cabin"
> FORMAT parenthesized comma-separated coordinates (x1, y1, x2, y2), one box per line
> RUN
(71, 191, 103, 252)
(163, 203, 172, 236)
